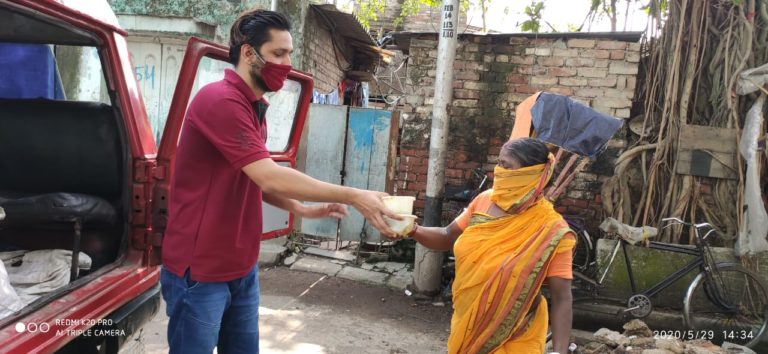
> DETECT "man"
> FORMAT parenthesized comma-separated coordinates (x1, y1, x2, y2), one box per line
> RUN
(160, 9, 399, 354)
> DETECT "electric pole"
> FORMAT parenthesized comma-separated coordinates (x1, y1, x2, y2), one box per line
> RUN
(412, 0, 459, 295)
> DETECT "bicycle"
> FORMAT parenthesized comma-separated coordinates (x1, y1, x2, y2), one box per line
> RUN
(562, 214, 594, 274)
(570, 217, 768, 348)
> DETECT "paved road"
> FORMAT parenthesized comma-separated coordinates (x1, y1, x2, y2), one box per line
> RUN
(136, 267, 451, 354)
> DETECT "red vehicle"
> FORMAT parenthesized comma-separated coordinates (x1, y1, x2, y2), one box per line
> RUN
(0, 1, 310, 352)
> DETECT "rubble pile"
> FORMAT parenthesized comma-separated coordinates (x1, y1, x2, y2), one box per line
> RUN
(576, 320, 756, 354)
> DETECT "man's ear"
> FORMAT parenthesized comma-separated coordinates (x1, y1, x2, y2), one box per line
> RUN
(239, 44, 255, 65)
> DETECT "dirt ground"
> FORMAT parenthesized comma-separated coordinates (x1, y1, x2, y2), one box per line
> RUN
(140, 267, 452, 354)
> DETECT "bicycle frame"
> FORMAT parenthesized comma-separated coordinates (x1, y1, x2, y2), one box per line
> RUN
(578, 238, 708, 301)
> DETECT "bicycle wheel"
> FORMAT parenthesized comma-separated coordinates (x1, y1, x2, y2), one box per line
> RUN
(571, 230, 593, 273)
(683, 263, 768, 348)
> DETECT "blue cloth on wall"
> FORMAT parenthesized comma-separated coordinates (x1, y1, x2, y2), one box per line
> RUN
(530, 92, 623, 158)
(312, 89, 340, 105)
(0, 43, 65, 99)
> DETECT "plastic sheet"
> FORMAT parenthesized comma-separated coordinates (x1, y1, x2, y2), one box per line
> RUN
(599, 217, 658, 246)
(0, 250, 92, 312)
(0, 259, 24, 320)
(735, 95, 768, 256)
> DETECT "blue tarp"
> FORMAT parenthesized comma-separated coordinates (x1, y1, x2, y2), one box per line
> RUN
(530, 92, 623, 158)
(0, 43, 65, 99)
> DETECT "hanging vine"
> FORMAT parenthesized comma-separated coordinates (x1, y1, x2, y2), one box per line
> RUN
(603, 0, 768, 245)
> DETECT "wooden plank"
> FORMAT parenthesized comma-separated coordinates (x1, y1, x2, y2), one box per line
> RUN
(300, 104, 348, 238)
(385, 111, 400, 195)
(676, 125, 738, 180)
(340, 108, 393, 242)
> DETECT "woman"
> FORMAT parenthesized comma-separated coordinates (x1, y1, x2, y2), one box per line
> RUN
(407, 138, 575, 354)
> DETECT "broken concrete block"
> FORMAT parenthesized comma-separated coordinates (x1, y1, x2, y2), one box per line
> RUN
(623, 319, 654, 338)
(595, 328, 630, 347)
(655, 338, 685, 354)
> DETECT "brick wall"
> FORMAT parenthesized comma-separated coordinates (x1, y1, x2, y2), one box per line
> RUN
(395, 34, 640, 232)
(302, 11, 347, 94)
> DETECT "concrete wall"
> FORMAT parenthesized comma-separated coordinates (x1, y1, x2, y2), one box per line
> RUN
(109, 0, 270, 42)
(396, 34, 640, 231)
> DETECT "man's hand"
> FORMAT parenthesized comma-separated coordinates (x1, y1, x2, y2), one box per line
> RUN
(299, 203, 349, 219)
(350, 190, 402, 238)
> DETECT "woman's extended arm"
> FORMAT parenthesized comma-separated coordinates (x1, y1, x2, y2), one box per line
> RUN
(409, 221, 464, 251)
(547, 277, 572, 354)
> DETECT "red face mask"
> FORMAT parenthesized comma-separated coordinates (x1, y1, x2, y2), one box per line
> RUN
(253, 51, 291, 92)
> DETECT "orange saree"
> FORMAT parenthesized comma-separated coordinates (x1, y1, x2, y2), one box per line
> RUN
(448, 158, 575, 354)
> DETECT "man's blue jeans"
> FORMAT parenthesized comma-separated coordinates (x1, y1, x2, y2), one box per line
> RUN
(160, 266, 260, 354)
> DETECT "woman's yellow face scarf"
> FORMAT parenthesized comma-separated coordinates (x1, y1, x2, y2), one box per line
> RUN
(490, 153, 555, 213)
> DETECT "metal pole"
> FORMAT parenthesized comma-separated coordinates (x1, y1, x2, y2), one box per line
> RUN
(271, 0, 278, 11)
(413, 0, 459, 295)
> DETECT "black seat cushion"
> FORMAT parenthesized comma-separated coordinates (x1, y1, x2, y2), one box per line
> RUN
(0, 99, 123, 198)
(0, 192, 116, 227)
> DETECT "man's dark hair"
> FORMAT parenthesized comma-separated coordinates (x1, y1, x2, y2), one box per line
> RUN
(229, 9, 291, 65)
(500, 138, 549, 168)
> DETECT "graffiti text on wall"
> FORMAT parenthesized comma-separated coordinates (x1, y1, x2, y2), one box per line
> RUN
(134, 64, 156, 89)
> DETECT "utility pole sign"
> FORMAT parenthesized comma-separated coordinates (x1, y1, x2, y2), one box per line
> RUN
(442, 4, 455, 38)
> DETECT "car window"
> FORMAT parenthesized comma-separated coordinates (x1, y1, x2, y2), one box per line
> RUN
(0, 42, 109, 104)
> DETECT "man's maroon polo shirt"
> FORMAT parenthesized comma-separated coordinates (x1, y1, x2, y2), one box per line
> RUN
(162, 69, 271, 282)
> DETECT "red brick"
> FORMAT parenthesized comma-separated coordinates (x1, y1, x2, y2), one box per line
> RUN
(417, 174, 428, 182)
(609, 50, 625, 60)
(453, 81, 464, 89)
(507, 74, 529, 84)
(454, 89, 481, 99)
(409, 182, 427, 191)
(455, 161, 480, 169)
(555, 206, 568, 213)
(560, 198, 575, 206)
(594, 194, 602, 204)
(399, 189, 418, 197)
(548, 87, 574, 96)
(537, 57, 565, 67)
(404, 173, 417, 182)
(515, 85, 538, 94)
(413, 165, 429, 174)
(400, 148, 420, 157)
(455, 152, 469, 162)
(446, 169, 465, 178)
(455, 71, 480, 81)
(597, 41, 627, 50)
(488, 146, 501, 155)
(573, 199, 590, 208)
(548, 67, 578, 77)
(414, 199, 425, 209)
